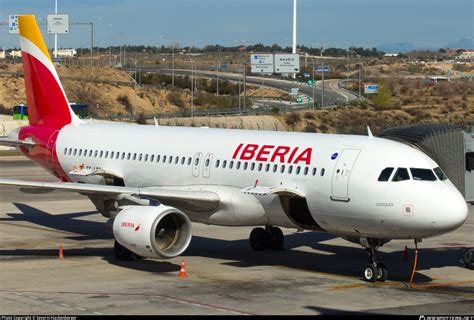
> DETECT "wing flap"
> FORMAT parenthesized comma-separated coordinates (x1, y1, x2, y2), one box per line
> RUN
(241, 185, 305, 198)
(0, 178, 220, 211)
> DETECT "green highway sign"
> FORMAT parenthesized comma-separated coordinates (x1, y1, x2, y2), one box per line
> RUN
(307, 80, 315, 86)
(296, 97, 303, 104)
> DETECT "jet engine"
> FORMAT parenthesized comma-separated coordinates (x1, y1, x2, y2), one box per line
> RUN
(112, 205, 192, 259)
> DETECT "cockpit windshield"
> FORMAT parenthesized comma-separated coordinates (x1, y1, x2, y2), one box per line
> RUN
(410, 168, 437, 181)
(433, 167, 447, 181)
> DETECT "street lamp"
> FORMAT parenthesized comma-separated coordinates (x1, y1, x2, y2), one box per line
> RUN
(160, 35, 175, 87)
(186, 55, 195, 119)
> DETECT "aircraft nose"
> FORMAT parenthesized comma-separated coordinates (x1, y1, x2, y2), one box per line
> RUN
(432, 189, 469, 234)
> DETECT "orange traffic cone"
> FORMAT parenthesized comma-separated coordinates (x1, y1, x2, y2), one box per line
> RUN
(59, 243, 64, 260)
(403, 245, 409, 262)
(178, 260, 187, 278)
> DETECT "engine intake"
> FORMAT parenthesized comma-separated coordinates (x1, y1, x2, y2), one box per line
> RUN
(113, 205, 192, 259)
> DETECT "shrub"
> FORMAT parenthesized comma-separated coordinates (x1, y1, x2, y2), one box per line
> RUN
(285, 112, 301, 131)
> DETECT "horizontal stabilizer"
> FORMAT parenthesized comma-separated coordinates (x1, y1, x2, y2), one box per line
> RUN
(0, 138, 35, 147)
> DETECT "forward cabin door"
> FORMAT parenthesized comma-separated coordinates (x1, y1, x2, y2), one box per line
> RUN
(331, 149, 361, 201)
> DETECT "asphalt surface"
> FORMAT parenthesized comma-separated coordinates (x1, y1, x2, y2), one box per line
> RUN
(0, 156, 473, 315)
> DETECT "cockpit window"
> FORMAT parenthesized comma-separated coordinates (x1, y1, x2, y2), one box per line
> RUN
(392, 168, 410, 182)
(410, 168, 437, 181)
(378, 167, 394, 181)
(433, 167, 447, 181)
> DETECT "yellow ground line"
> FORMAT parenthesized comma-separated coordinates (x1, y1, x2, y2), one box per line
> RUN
(412, 281, 474, 288)
(412, 286, 474, 298)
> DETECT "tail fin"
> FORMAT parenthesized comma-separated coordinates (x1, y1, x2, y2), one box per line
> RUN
(18, 15, 82, 128)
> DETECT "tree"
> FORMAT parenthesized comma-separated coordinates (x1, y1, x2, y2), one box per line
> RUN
(371, 83, 392, 109)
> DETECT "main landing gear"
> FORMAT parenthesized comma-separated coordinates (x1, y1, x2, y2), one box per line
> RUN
(114, 240, 144, 261)
(362, 238, 388, 283)
(249, 226, 284, 251)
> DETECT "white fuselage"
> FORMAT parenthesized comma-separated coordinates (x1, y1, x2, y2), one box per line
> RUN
(55, 122, 468, 240)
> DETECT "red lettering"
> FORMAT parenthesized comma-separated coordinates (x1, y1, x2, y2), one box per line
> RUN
(287, 147, 299, 163)
(240, 144, 259, 160)
(293, 148, 312, 165)
(256, 145, 275, 162)
(232, 143, 243, 159)
(270, 146, 291, 163)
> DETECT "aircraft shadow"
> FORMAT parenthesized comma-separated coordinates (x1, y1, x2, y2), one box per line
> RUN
(0, 203, 467, 282)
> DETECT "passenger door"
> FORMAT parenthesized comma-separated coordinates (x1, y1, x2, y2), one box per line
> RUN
(331, 149, 361, 201)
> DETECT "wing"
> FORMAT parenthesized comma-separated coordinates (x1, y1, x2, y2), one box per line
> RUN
(0, 178, 220, 211)
(0, 137, 35, 147)
(241, 185, 305, 198)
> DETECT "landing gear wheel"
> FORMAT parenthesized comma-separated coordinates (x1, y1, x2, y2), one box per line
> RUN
(269, 227, 284, 250)
(249, 227, 267, 251)
(114, 240, 135, 261)
(363, 264, 378, 282)
(376, 263, 388, 282)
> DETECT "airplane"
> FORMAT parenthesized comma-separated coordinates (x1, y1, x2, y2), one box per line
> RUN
(0, 15, 468, 282)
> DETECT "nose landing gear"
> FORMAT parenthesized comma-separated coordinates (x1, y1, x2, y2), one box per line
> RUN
(362, 238, 388, 282)
(249, 226, 284, 251)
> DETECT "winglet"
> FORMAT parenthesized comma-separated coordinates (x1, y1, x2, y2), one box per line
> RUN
(18, 15, 83, 128)
(367, 126, 373, 139)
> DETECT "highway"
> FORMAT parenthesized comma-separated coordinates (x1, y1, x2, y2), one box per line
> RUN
(123, 66, 359, 108)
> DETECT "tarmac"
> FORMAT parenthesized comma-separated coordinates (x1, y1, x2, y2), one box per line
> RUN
(0, 155, 473, 315)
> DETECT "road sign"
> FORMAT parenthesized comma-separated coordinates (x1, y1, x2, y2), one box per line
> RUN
(307, 80, 315, 86)
(47, 14, 69, 34)
(364, 84, 379, 94)
(9, 15, 19, 34)
(290, 88, 299, 96)
(274, 54, 300, 73)
(303, 72, 310, 78)
(316, 66, 329, 73)
(250, 54, 274, 74)
(296, 97, 303, 104)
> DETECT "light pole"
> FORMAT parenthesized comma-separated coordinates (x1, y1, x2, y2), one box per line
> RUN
(186, 55, 195, 119)
(160, 35, 175, 87)
(310, 57, 315, 109)
(321, 61, 325, 107)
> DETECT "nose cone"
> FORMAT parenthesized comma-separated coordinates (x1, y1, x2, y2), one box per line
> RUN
(432, 188, 469, 234)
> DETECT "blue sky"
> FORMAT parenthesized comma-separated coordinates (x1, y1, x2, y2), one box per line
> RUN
(1, 0, 472, 50)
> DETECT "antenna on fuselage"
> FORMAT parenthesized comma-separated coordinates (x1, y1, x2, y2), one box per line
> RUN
(367, 126, 374, 139)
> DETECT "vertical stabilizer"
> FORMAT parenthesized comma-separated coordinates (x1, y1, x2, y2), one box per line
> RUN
(18, 15, 82, 128)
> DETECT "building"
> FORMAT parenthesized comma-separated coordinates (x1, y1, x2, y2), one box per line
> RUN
(383, 53, 399, 57)
(0, 51, 6, 59)
(456, 50, 474, 63)
(9, 50, 22, 58)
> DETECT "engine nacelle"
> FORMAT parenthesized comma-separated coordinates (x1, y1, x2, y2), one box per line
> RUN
(113, 205, 192, 259)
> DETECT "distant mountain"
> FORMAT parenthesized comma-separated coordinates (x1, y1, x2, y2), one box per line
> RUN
(445, 37, 473, 49)
(376, 43, 417, 53)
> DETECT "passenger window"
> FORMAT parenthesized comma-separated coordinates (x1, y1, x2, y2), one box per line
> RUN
(410, 168, 437, 181)
(138, 153, 142, 161)
(95, 150, 98, 158)
(89, 150, 93, 157)
(433, 167, 447, 180)
(273, 164, 278, 173)
(466, 152, 474, 172)
(121, 152, 125, 160)
(304, 167, 309, 175)
(392, 168, 410, 182)
(243, 162, 248, 170)
(156, 155, 161, 162)
(229, 161, 234, 169)
(187, 157, 192, 165)
(320, 168, 325, 176)
(312, 168, 317, 176)
(250, 163, 255, 171)
(144, 154, 148, 162)
(216, 159, 220, 168)
(105, 151, 109, 158)
(64, 148, 67, 155)
(281, 165, 285, 173)
(74, 149, 77, 156)
(181, 157, 185, 165)
(378, 167, 394, 182)
(223, 160, 227, 168)
(110, 151, 114, 159)
(175, 157, 179, 164)
(116, 152, 120, 160)
(288, 165, 293, 174)
(78, 149, 82, 156)
(258, 163, 263, 171)
(133, 153, 137, 161)
(236, 161, 241, 170)
(195, 157, 199, 166)
(296, 166, 301, 175)
(169, 156, 173, 164)
(205, 159, 210, 167)
(127, 152, 131, 160)
(163, 155, 167, 163)
(265, 163, 270, 172)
